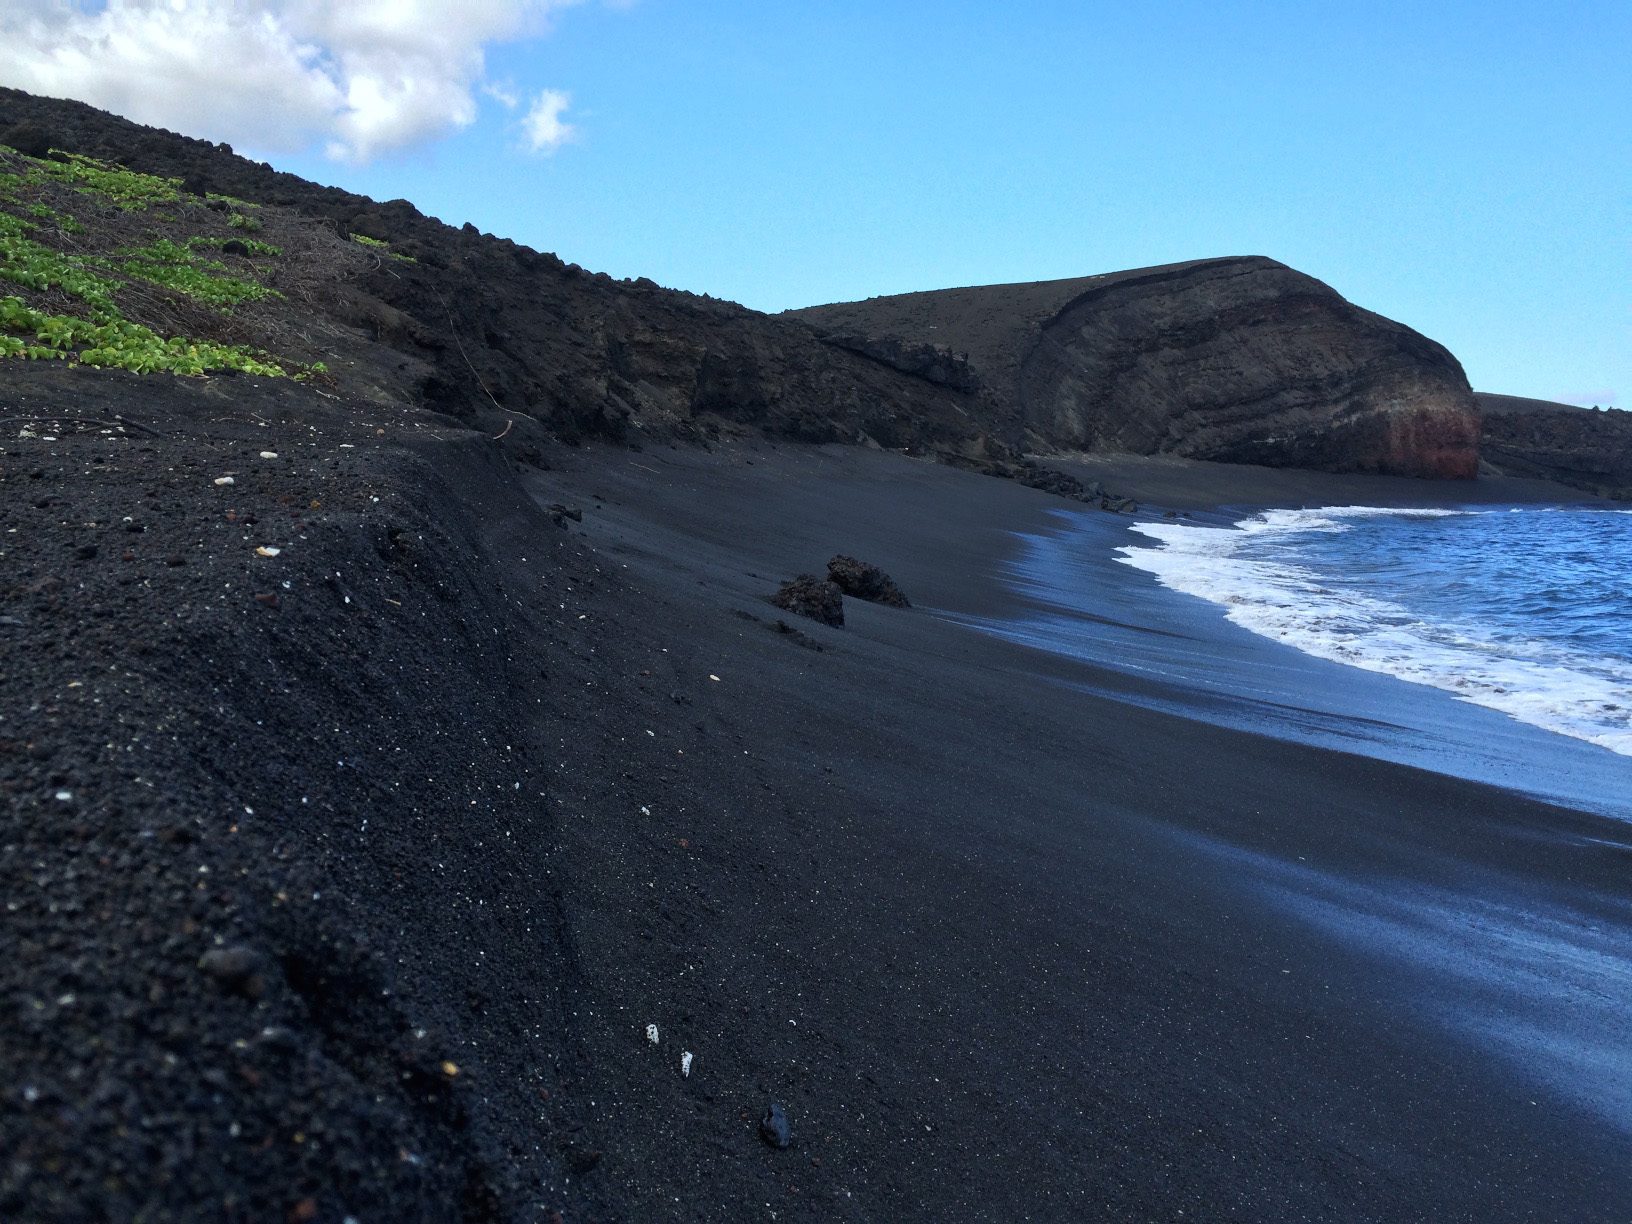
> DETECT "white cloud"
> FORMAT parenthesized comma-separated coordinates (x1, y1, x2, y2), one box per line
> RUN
(0, 0, 583, 163)
(521, 89, 574, 154)
(484, 79, 522, 110)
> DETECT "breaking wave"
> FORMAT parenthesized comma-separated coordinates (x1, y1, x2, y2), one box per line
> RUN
(1117, 506, 1632, 756)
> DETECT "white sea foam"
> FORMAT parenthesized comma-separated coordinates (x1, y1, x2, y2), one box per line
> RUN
(1117, 508, 1632, 756)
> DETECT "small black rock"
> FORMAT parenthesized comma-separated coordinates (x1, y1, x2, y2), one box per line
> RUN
(566, 1145, 603, 1174)
(258, 1025, 299, 1052)
(769, 575, 843, 627)
(827, 555, 910, 607)
(197, 946, 258, 990)
(759, 1102, 791, 1148)
(73, 544, 97, 561)
(220, 239, 250, 257)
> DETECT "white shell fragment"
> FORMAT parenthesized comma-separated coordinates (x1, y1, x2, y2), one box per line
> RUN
(259, 451, 278, 459)
(681, 1051, 693, 1078)
(256, 546, 281, 557)
(213, 476, 235, 485)
(646, 1023, 659, 1045)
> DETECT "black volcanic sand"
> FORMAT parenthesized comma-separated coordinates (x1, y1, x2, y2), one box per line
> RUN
(530, 443, 1632, 1221)
(1040, 450, 1605, 512)
(5, 364, 1632, 1222)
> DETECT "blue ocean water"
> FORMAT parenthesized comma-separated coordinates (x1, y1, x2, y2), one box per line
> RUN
(1118, 506, 1632, 756)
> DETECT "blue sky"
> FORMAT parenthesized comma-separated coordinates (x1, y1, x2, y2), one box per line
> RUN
(9, 1, 1624, 403)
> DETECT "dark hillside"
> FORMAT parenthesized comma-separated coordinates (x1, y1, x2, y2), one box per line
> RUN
(0, 87, 1014, 469)
(4, 86, 1485, 487)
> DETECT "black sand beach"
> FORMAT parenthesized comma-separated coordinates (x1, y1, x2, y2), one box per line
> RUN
(527, 439, 1632, 1220)
(6, 365, 1632, 1221)
(3, 81, 1631, 1224)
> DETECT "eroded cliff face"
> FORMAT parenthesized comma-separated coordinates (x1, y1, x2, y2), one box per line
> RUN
(1479, 394, 1632, 500)
(794, 258, 1483, 479)
(1022, 259, 1480, 477)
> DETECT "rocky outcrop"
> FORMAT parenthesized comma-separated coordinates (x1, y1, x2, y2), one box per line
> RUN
(770, 575, 845, 626)
(791, 258, 1482, 479)
(1478, 394, 1632, 500)
(827, 556, 910, 608)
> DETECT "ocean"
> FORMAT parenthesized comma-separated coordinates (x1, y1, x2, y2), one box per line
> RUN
(952, 501, 1632, 819)
(1118, 505, 1632, 757)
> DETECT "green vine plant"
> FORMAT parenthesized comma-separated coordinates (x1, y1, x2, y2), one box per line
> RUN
(0, 295, 291, 376)
(40, 152, 183, 209)
(351, 232, 416, 263)
(0, 149, 329, 379)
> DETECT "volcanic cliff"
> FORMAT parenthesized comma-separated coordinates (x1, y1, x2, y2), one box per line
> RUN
(789, 258, 1483, 479)
(1477, 393, 1632, 501)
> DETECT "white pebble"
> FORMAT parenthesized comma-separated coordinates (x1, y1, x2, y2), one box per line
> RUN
(259, 451, 278, 459)
(213, 476, 234, 485)
(646, 1023, 659, 1044)
(681, 1051, 693, 1077)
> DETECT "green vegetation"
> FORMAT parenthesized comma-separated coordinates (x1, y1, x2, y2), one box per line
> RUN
(351, 232, 416, 262)
(118, 237, 274, 307)
(0, 149, 318, 379)
(0, 295, 288, 376)
(0, 220, 120, 311)
(41, 152, 182, 209)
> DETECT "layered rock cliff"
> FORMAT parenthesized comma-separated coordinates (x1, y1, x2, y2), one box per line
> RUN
(1478, 393, 1632, 500)
(791, 258, 1483, 478)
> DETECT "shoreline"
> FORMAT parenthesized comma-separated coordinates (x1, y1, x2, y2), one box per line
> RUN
(958, 496, 1632, 821)
(532, 439, 1632, 1207)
